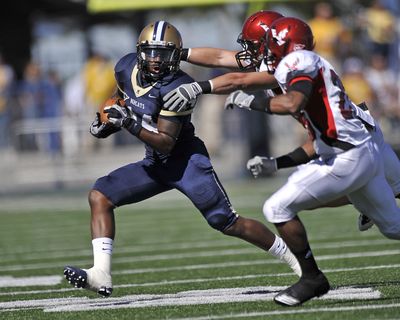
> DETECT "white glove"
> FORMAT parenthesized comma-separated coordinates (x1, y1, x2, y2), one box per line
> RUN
(162, 82, 202, 112)
(246, 156, 277, 178)
(104, 105, 136, 128)
(224, 90, 255, 110)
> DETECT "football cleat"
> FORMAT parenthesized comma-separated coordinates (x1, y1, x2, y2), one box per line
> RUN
(274, 272, 330, 306)
(358, 214, 374, 231)
(64, 266, 113, 297)
(279, 247, 302, 277)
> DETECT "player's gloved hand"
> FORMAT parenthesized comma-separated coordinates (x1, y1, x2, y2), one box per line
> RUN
(104, 105, 133, 127)
(224, 90, 255, 110)
(104, 105, 142, 136)
(89, 112, 121, 138)
(246, 156, 277, 178)
(162, 82, 203, 112)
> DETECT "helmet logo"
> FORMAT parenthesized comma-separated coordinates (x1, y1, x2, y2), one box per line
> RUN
(259, 22, 269, 33)
(272, 28, 289, 46)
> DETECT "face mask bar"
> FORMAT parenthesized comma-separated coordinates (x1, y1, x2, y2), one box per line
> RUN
(137, 45, 181, 80)
(235, 34, 262, 70)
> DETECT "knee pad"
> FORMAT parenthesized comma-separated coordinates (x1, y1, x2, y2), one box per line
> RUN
(207, 213, 234, 231)
(380, 224, 400, 240)
(263, 199, 275, 223)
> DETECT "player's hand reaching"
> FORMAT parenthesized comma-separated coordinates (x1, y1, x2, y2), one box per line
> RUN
(246, 156, 277, 178)
(162, 82, 203, 112)
(224, 90, 255, 110)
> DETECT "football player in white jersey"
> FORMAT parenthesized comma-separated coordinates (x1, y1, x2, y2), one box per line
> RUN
(228, 16, 400, 306)
(163, 10, 400, 232)
(165, 18, 400, 305)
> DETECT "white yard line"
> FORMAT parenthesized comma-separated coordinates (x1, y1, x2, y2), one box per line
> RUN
(0, 246, 399, 272)
(0, 263, 399, 296)
(1, 237, 393, 262)
(170, 303, 400, 320)
(0, 286, 382, 313)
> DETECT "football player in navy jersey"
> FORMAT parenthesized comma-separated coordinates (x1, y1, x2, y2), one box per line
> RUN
(63, 20, 301, 297)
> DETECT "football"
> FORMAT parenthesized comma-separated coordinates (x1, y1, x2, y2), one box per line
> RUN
(99, 97, 126, 123)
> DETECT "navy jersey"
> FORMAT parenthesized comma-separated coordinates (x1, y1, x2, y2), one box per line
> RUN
(94, 52, 238, 231)
(114, 53, 196, 160)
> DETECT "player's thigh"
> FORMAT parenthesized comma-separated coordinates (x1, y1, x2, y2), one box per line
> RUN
(263, 163, 334, 223)
(381, 142, 400, 196)
(93, 160, 170, 206)
(348, 174, 400, 239)
(263, 147, 375, 223)
(174, 153, 237, 229)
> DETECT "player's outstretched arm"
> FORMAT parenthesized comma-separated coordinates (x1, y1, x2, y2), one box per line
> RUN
(163, 71, 278, 112)
(182, 47, 240, 69)
(246, 138, 316, 178)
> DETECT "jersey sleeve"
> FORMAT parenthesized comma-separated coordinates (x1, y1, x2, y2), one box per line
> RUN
(275, 50, 320, 89)
(114, 53, 136, 93)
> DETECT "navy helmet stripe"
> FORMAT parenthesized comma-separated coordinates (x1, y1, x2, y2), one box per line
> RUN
(153, 20, 167, 41)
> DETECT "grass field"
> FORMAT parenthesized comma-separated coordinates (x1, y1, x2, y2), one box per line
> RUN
(0, 176, 399, 320)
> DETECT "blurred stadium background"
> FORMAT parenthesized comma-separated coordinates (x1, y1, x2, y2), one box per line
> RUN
(0, 0, 399, 195)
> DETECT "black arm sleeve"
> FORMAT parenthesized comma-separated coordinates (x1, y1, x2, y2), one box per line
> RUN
(287, 80, 313, 97)
(276, 147, 312, 169)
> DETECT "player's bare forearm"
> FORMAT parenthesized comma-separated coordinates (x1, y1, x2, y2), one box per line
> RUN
(136, 118, 181, 155)
(211, 71, 278, 94)
(269, 91, 307, 114)
(187, 47, 239, 69)
(301, 136, 317, 158)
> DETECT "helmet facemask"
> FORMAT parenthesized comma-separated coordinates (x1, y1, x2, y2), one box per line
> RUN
(235, 33, 264, 70)
(137, 44, 181, 80)
(235, 10, 284, 70)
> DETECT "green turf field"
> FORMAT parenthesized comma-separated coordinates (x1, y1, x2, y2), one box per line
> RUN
(0, 177, 399, 320)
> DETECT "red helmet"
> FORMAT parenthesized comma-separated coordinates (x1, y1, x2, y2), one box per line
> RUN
(235, 10, 283, 70)
(265, 17, 315, 73)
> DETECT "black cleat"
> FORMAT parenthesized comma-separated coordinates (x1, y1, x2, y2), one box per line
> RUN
(63, 266, 113, 297)
(274, 272, 330, 306)
(64, 266, 88, 289)
(358, 214, 374, 231)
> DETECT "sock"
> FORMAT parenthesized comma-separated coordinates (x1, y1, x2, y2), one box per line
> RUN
(92, 237, 113, 274)
(268, 235, 288, 257)
(293, 245, 320, 277)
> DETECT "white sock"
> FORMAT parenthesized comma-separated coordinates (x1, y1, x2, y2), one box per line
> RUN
(92, 237, 113, 274)
(268, 235, 287, 258)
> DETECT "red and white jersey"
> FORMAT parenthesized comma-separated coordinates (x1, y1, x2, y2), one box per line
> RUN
(258, 60, 282, 98)
(274, 50, 371, 156)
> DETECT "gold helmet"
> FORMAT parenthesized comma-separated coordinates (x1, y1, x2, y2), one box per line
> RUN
(137, 21, 183, 80)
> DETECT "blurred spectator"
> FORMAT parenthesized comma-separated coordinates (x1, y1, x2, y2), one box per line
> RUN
(358, 0, 396, 59)
(62, 72, 85, 158)
(0, 53, 14, 148)
(40, 70, 63, 155)
(308, 2, 351, 70)
(15, 61, 42, 151)
(341, 57, 378, 116)
(365, 54, 398, 114)
(82, 53, 116, 150)
(83, 53, 116, 113)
